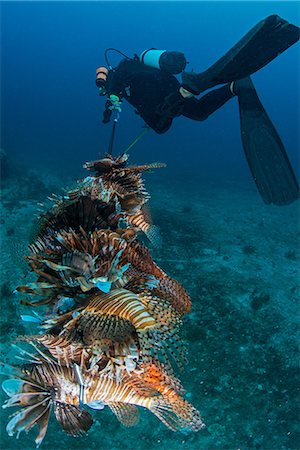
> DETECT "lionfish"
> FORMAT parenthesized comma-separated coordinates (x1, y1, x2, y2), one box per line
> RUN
(1, 153, 204, 447)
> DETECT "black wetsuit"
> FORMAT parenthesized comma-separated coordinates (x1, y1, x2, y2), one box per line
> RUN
(104, 57, 235, 134)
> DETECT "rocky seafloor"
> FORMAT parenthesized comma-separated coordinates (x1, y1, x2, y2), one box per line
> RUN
(0, 162, 299, 450)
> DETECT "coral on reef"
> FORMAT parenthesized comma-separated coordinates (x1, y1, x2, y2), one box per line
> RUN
(1, 153, 204, 447)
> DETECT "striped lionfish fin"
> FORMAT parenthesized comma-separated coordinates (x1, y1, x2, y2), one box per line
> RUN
(19, 334, 89, 367)
(132, 162, 166, 172)
(2, 371, 52, 447)
(137, 325, 186, 374)
(149, 395, 205, 432)
(127, 213, 162, 247)
(108, 402, 139, 427)
(54, 402, 93, 436)
(153, 275, 192, 315)
(63, 312, 135, 344)
(138, 293, 181, 328)
(41, 309, 82, 334)
(120, 373, 158, 397)
(155, 327, 188, 370)
(74, 288, 157, 332)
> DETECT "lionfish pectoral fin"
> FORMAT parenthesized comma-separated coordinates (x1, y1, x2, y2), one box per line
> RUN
(42, 309, 79, 332)
(2, 379, 24, 397)
(54, 402, 93, 436)
(108, 403, 139, 427)
(2, 361, 53, 446)
(0, 363, 41, 386)
(35, 407, 51, 448)
(20, 314, 42, 324)
(0, 363, 20, 377)
(6, 397, 52, 445)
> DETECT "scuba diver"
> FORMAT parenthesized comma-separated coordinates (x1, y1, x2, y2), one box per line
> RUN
(96, 15, 300, 206)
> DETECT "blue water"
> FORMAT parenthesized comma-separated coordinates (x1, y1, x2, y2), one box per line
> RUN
(1, 2, 300, 450)
(1, 1, 299, 178)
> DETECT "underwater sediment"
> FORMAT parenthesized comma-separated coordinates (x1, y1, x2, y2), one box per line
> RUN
(1, 153, 204, 447)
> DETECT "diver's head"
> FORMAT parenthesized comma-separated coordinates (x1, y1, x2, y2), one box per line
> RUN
(96, 66, 111, 96)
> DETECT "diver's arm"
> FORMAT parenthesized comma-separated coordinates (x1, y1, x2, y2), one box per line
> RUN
(107, 58, 144, 97)
(182, 84, 234, 121)
(102, 58, 144, 124)
(153, 90, 186, 133)
(102, 59, 137, 123)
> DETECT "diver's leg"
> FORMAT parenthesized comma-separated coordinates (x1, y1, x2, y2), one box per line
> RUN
(182, 84, 234, 121)
(182, 15, 300, 95)
(154, 84, 234, 129)
(235, 77, 299, 205)
(151, 90, 187, 133)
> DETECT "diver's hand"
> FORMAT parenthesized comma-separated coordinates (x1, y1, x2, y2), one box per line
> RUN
(102, 107, 112, 124)
(102, 95, 122, 124)
(102, 100, 113, 124)
(108, 94, 122, 112)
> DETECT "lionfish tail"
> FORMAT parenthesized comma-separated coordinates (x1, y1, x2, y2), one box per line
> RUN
(150, 394, 205, 433)
(127, 212, 162, 247)
(2, 370, 52, 447)
(145, 224, 162, 248)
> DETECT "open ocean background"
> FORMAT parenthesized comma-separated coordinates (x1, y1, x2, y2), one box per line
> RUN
(1, 1, 300, 450)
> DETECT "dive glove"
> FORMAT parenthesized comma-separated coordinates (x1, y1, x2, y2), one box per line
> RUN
(108, 95, 122, 112)
(102, 95, 122, 124)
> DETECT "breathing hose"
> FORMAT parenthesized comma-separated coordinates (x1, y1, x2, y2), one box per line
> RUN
(104, 48, 130, 68)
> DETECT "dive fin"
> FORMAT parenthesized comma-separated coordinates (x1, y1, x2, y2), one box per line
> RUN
(236, 77, 299, 205)
(183, 15, 300, 94)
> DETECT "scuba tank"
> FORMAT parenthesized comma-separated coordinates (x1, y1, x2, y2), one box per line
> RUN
(140, 49, 187, 74)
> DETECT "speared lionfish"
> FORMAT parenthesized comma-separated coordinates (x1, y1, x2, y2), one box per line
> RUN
(1, 153, 204, 447)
